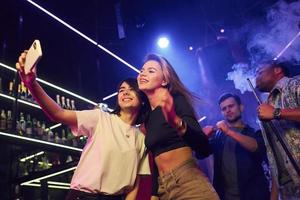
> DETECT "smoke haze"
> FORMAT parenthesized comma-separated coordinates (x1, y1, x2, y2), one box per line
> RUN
(227, 63, 256, 93)
(228, 0, 300, 93)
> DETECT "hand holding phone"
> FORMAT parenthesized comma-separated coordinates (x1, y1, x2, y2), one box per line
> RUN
(24, 40, 42, 74)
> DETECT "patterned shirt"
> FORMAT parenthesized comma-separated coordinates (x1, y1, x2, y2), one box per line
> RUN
(261, 76, 300, 186)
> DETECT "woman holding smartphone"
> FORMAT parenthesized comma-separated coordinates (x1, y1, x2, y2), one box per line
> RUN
(16, 50, 150, 200)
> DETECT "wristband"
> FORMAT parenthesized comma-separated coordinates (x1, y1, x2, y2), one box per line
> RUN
(175, 119, 186, 132)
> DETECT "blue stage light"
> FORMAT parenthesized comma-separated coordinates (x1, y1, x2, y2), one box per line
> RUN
(157, 37, 169, 48)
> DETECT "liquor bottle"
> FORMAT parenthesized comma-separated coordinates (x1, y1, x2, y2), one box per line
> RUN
(25, 114, 32, 136)
(71, 99, 76, 110)
(41, 121, 47, 141)
(66, 98, 71, 110)
(8, 81, 14, 96)
(41, 155, 49, 170)
(24, 158, 29, 176)
(17, 84, 21, 98)
(56, 94, 61, 107)
(0, 109, 7, 130)
(59, 132, 68, 162)
(36, 121, 43, 139)
(32, 118, 37, 138)
(73, 137, 79, 147)
(27, 90, 33, 102)
(16, 119, 21, 135)
(44, 156, 51, 169)
(20, 82, 26, 100)
(19, 113, 26, 135)
(6, 110, 13, 130)
(54, 132, 61, 144)
(61, 129, 67, 145)
(47, 129, 54, 142)
(31, 155, 38, 173)
(61, 96, 67, 109)
(66, 128, 73, 146)
(35, 155, 42, 172)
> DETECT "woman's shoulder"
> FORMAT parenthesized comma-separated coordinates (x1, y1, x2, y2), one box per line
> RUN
(135, 126, 145, 137)
(82, 109, 115, 125)
(76, 108, 104, 120)
(134, 127, 146, 147)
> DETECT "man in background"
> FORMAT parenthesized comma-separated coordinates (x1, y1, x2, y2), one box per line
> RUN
(203, 93, 270, 200)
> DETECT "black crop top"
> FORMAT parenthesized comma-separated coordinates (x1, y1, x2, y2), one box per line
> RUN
(144, 94, 211, 159)
(145, 94, 211, 196)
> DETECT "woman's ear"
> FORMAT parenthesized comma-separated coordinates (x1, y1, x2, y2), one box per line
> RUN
(161, 80, 168, 87)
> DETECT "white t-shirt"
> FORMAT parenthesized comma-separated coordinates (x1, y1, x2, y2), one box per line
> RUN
(70, 109, 150, 194)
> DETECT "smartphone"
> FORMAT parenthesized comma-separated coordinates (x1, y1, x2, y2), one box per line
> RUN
(24, 40, 42, 74)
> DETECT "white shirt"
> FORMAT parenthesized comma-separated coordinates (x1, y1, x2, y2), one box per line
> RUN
(70, 109, 150, 194)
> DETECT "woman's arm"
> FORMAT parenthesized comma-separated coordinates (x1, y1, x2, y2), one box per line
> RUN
(157, 89, 187, 135)
(174, 95, 212, 158)
(16, 51, 77, 127)
(125, 176, 140, 200)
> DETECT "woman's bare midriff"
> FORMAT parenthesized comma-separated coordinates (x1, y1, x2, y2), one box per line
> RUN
(155, 146, 193, 176)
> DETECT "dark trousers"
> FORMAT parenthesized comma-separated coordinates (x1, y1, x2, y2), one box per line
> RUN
(66, 189, 125, 200)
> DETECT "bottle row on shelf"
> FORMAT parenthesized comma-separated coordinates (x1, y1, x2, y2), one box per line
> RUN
(56, 94, 76, 110)
(17, 152, 70, 177)
(16, 150, 75, 178)
(11, 150, 74, 200)
(0, 109, 86, 148)
(6, 79, 77, 109)
(0, 109, 12, 130)
(8, 81, 34, 103)
(0, 72, 80, 192)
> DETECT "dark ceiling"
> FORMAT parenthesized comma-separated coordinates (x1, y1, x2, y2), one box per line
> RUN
(0, 0, 295, 110)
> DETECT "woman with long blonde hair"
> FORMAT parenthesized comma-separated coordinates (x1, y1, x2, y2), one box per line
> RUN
(137, 54, 219, 200)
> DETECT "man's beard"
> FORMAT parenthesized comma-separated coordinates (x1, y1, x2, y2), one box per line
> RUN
(227, 114, 241, 123)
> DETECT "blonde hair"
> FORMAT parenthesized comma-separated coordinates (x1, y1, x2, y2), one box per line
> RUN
(143, 54, 199, 114)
